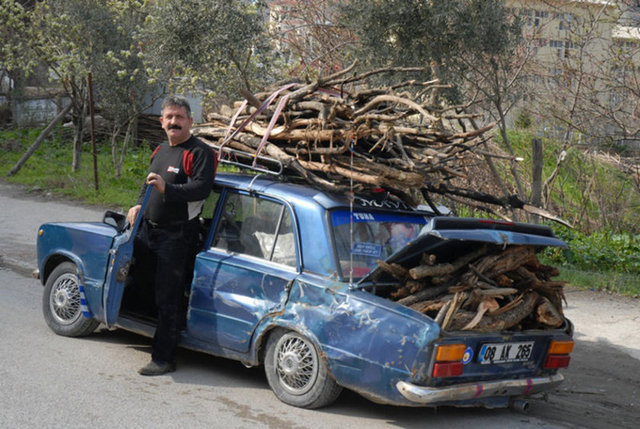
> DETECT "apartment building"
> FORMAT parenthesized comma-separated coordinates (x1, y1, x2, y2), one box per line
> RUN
(504, 0, 640, 140)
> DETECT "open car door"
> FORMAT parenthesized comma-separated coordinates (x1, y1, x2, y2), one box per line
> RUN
(102, 186, 152, 326)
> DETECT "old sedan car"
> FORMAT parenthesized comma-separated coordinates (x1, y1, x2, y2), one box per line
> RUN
(36, 172, 573, 409)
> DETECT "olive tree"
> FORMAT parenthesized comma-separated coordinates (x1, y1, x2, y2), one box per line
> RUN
(135, 0, 279, 106)
(1, 0, 157, 174)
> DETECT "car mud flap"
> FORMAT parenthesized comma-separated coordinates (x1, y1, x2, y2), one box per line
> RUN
(76, 269, 92, 318)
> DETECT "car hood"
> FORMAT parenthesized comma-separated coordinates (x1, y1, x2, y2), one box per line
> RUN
(357, 216, 567, 285)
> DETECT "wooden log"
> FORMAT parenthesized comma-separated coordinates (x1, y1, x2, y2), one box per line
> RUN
(376, 260, 408, 280)
(462, 298, 500, 330)
(448, 291, 539, 332)
(354, 94, 439, 122)
(410, 299, 447, 314)
(396, 284, 451, 306)
(536, 297, 564, 327)
(409, 246, 488, 280)
(441, 291, 467, 330)
(483, 246, 537, 277)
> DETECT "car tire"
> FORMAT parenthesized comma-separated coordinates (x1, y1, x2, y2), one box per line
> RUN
(264, 329, 342, 409)
(42, 262, 99, 337)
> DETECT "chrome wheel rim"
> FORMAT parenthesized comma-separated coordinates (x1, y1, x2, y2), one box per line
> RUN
(275, 333, 319, 395)
(49, 273, 82, 325)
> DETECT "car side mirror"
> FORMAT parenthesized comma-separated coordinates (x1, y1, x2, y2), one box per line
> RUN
(103, 210, 128, 233)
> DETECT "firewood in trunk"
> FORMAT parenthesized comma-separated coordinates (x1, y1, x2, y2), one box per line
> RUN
(536, 296, 564, 327)
(434, 299, 451, 326)
(421, 253, 437, 266)
(462, 298, 500, 330)
(409, 246, 488, 280)
(390, 286, 409, 300)
(511, 266, 565, 313)
(448, 291, 539, 331)
(407, 280, 424, 294)
(523, 258, 561, 280)
(376, 260, 409, 280)
(441, 291, 467, 330)
(409, 299, 447, 314)
(396, 284, 451, 306)
(480, 246, 537, 278)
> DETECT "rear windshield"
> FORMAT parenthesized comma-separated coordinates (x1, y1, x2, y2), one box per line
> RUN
(330, 209, 429, 280)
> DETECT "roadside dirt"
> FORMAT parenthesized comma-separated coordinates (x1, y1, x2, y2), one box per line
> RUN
(527, 288, 640, 428)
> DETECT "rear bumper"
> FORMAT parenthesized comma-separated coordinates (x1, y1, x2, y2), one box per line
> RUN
(397, 373, 563, 405)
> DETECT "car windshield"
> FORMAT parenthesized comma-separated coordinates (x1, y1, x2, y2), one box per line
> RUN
(330, 209, 429, 280)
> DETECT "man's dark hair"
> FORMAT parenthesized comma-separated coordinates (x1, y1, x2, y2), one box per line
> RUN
(162, 95, 191, 118)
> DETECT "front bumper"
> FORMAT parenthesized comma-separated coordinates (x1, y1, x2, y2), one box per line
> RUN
(397, 373, 563, 404)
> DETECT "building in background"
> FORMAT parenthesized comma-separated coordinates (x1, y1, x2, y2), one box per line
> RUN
(505, 0, 640, 145)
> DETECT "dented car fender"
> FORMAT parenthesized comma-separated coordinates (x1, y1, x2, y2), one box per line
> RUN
(249, 275, 443, 405)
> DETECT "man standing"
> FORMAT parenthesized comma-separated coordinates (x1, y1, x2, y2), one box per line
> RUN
(127, 95, 216, 376)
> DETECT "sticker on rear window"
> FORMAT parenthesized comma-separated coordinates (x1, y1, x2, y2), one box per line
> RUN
(351, 242, 382, 257)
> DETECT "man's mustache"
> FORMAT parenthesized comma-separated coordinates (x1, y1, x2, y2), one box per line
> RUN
(167, 124, 182, 130)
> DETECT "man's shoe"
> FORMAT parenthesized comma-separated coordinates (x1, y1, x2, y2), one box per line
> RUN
(138, 360, 176, 376)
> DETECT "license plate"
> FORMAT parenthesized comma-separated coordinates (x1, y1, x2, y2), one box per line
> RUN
(478, 341, 534, 364)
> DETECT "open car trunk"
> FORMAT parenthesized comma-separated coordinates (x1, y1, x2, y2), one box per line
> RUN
(359, 217, 569, 333)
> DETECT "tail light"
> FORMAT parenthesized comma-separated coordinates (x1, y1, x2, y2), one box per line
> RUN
(432, 344, 466, 378)
(544, 340, 574, 369)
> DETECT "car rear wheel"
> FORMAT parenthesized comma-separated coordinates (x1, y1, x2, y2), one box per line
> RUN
(264, 329, 342, 409)
(42, 262, 99, 337)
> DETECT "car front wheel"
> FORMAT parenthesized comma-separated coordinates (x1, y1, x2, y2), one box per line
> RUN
(264, 329, 342, 409)
(42, 262, 99, 337)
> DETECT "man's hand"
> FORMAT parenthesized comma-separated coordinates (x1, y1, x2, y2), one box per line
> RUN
(127, 204, 141, 226)
(146, 172, 166, 193)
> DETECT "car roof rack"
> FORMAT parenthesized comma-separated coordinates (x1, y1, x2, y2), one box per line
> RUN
(212, 144, 283, 176)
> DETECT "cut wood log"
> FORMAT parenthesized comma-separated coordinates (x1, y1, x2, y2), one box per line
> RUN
(448, 291, 539, 332)
(376, 260, 409, 280)
(396, 284, 451, 306)
(462, 298, 499, 330)
(409, 246, 488, 280)
(536, 297, 564, 327)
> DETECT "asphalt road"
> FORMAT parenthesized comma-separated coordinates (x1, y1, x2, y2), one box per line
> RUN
(0, 181, 638, 428)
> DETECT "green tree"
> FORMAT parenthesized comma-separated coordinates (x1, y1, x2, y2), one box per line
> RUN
(340, 0, 519, 87)
(135, 0, 278, 105)
(1, 0, 157, 174)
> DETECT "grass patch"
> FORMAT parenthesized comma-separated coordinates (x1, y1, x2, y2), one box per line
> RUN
(555, 265, 640, 297)
(498, 129, 640, 234)
(0, 126, 148, 211)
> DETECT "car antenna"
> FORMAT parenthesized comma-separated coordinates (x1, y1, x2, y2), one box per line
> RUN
(348, 136, 355, 287)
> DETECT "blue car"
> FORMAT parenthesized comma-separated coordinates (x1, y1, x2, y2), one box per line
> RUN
(36, 172, 573, 409)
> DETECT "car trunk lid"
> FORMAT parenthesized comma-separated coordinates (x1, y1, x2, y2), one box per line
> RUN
(357, 216, 567, 285)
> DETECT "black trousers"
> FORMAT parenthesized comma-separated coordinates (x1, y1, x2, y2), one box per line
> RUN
(132, 219, 199, 364)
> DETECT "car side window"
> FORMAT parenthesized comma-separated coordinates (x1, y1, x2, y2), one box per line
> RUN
(201, 188, 221, 220)
(212, 192, 296, 266)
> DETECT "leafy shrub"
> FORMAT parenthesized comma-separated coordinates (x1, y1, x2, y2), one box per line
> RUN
(544, 226, 640, 274)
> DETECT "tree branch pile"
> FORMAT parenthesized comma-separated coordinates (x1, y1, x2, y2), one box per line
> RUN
(377, 245, 566, 332)
(193, 65, 514, 212)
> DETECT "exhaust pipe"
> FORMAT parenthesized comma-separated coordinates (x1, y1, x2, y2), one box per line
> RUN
(510, 398, 530, 413)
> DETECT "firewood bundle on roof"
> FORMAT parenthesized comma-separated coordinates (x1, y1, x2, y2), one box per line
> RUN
(193, 63, 504, 212)
(377, 245, 566, 332)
